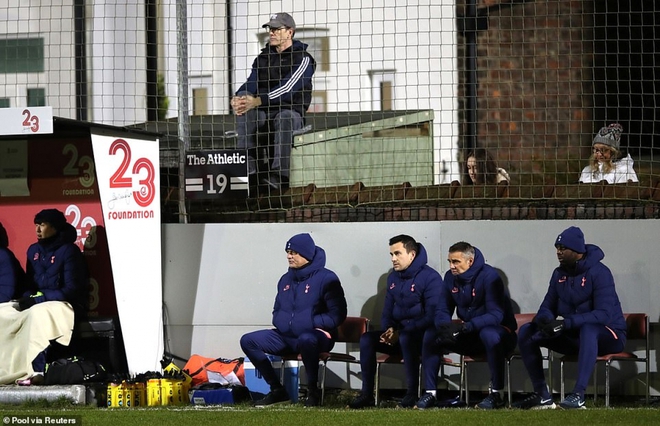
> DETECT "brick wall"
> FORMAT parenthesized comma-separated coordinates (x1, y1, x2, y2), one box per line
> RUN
(458, 0, 596, 184)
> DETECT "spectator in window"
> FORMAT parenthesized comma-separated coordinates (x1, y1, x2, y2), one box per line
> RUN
(231, 12, 316, 192)
(240, 233, 346, 407)
(463, 148, 510, 185)
(0, 222, 25, 303)
(579, 123, 638, 184)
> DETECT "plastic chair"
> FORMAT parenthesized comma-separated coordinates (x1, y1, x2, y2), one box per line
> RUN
(280, 316, 369, 405)
(505, 313, 553, 406)
(374, 352, 457, 406)
(559, 313, 650, 407)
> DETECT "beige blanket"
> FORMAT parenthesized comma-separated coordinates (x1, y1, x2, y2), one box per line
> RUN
(0, 301, 75, 384)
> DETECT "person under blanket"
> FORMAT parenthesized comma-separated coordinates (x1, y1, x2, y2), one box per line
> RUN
(10, 209, 88, 385)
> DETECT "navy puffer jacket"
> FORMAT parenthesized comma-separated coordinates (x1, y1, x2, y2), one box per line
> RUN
(436, 247, 517, 334)
(272, 246, 347, 339)
(0, 232, 25, 302)
(24, 223, 89, 317)
(381, 243, 443, 333)
(536, 244, 626, 338)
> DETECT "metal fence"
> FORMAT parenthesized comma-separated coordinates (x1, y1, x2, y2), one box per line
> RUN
(1, 0, 658, 222)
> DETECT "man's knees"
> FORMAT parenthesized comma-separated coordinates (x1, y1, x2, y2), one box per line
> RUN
(298, 332, 321, 349)
(273, 110, 302, 129)
(240, 332, 259, 350)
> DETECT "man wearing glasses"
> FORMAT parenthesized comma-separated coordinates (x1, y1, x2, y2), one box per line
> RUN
(231, 12, 316, 193)
(512, 226, 627, 410)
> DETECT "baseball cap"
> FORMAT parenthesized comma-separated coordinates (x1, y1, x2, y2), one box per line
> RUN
(262, 12, 296, 29)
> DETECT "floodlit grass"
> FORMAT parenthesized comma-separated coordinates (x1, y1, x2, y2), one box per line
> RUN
(1, 403, 659, 426)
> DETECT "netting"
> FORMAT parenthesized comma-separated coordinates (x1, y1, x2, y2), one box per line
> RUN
(1, 0, 658, 223)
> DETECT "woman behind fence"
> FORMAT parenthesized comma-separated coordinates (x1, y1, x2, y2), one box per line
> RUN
(579, 123, 639, 184)
(462, 148, 510, 185)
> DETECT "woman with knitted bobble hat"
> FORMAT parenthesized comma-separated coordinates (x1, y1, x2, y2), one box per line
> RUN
(579, 123, 639, 184)
(240, 233, 347, 407)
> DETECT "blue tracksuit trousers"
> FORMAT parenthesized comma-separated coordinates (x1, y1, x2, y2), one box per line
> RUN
(240, 328, 333, 390)
(358, 328, 438, 396)
(426, 325, 516, 391)
(518, 322, 625, 397)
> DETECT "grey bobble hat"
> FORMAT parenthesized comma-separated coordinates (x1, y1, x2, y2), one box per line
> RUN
(262, 12, 296, 29)
(592, 123, 623, 150)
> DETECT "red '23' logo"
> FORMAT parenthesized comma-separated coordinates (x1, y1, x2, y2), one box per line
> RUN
(108, 139, 156, 207)
(22, 109, 40, 132)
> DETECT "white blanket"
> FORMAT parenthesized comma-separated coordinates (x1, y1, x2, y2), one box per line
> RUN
(0, 301, 75, 384)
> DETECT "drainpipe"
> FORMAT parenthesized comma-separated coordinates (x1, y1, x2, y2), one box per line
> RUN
(464, 0, 480, 152)
(146, 0, 158, 122)
(74, 0, 87, 121)
(226, 0, 234, 108)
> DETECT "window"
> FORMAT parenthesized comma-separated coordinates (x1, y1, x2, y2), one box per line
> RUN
(0, 98, 10, 108)
(257, 29, 330, 72)
(0, 38, 44, 73)
(192, 88, 208, 116)
(368, 70, 396, 111)
(309, 91, 327, 112)
(298, 36, 330, 72)
(27, 88, 46, 107)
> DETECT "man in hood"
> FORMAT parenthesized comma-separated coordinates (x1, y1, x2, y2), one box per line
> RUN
(427, 241, 517, 410)
(240, 233, 346, 407)
(513, 226, 626, 410)
(0, 222, 25, 303)
(348, 235, 442, 409)
(231, 12, 316, 193)
(10, 208, 88, 385)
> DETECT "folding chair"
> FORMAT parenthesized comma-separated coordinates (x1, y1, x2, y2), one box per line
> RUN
(280, 316, 369, 405)
(374, 353, 457, 406)
(505, 313, 553, 406)
(559, 313, 650, 407)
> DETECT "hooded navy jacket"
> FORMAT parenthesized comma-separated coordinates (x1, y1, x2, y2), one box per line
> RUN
(436, 247, 517, 334)
(0, 245, 24, 303)
(536, 243, 626, 337)
(381, 243, 443, 333)
(24, 223, 89, 317)
(236, 39, 316, 118)
(272, 246, 347, 339)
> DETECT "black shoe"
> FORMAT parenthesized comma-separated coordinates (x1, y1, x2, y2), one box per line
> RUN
(475, 392, 505, 409)
(254, 387, 290, 407)
(398, 393, 417, 408)
(347, 392, 375, 409)
(305, 388, 320, 407)
(559, 392, 586, 410)
(511, 392, 556, 410)
(414, 392, 437, 409)
(261, 173, 289, 191)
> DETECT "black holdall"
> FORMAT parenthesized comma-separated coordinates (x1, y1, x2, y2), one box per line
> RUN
(44, 357, 107, 385)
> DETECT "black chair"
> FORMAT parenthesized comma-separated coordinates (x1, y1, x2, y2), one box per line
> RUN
(75, 317, 128, 374)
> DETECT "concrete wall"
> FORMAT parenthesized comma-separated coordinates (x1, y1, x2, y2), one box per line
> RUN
(162, 220, 659, 395)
